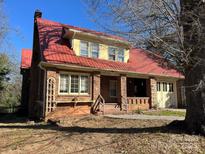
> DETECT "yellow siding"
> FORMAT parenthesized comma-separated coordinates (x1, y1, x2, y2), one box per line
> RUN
(72, 39, 80, 56)
(72, 38, 130, 62)
(99, 44, 108, 59)
(124, 49, 129, 62)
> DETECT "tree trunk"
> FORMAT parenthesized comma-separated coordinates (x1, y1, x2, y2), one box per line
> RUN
(182, 0, 205, 135)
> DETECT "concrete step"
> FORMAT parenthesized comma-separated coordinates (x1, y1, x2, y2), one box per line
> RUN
(96, 103, 128, 115)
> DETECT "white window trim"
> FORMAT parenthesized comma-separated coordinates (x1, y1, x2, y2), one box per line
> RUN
(109, 80, 117, 98)
(80, 40, 99, 58)
(80, 41, 89, 57)
(58, 72, 90, 95)
(108, 46, 125, 62)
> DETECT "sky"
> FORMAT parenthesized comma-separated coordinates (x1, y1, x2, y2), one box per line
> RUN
(3, 0, 97, 62)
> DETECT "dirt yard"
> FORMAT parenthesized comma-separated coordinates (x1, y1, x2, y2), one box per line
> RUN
(0, 115, 204, 154)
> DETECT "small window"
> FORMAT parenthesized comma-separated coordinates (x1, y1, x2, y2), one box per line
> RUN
(60, 74, 69, 93)
(70, 75, 79, 93)
(108, 47, 116, 61)
(110, 80, 117, 97)
(80, 75, 89, 93)
(91, 43, 99, 58)
(157, 82, 161, 91)
(163, 82, 167, 92)
(168, 83, 174, 92)
(80, 41, 89, 57)
(117, 49, 124, 62)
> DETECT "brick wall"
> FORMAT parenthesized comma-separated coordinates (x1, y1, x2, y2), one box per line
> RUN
(45, 69, 93, 119)
(150, 77, 157, 108)
(92, 72, 101, 101)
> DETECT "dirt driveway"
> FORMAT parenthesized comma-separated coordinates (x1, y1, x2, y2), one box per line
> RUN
(0, 116, 204, 154)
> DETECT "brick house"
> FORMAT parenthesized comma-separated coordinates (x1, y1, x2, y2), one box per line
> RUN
(20, 11, 184, 120)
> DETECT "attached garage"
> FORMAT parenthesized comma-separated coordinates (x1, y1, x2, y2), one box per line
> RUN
(156, 80, 178, 108)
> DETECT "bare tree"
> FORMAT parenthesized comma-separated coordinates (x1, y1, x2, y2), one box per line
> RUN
(0, 0, 8, 46)
(85, 0, 205, 134)
(0, 0, 21, 108)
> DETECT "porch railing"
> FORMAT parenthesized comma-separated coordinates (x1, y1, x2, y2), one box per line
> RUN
(91, 94, 105, 114)
(127, 97, 149, 105)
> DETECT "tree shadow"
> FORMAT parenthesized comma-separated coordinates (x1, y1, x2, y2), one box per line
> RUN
(0, 113, 28, 124)
(0, 120, 187, 135)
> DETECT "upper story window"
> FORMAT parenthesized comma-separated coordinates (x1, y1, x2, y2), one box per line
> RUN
(118, 49, 124, 62)
(80, 41, 89, 57)
(108, 47, 124, 62)
(108, 47, 116, 61)
(80, 41, 99, 58)
(90, 43, 99, 58)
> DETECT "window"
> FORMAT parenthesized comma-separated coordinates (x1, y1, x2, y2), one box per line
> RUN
(168, 83, 174, 92)
(163, 82, 167, 91)
(108, 47, 116, 61)
(110, 80, 117, 97)
(108, 47, 124, 62)
(157, 82, 161, 91)
(80, 41, 89, 57)
(70, 75, 79, 93)
(60, 74, 69, 93)
(118, 49, 124, 62)
(80, 41, 99, 58)
(91, 43, 99, 58)
(59, 73, 89, 94)
(80, 75, 89, 93)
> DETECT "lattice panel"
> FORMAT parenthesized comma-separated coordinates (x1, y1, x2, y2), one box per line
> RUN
(46, 78, 56, 115)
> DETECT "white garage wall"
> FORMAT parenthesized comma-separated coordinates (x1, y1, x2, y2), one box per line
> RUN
(156, 78, 178, 108)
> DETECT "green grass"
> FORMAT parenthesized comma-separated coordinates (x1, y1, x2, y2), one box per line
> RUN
(142, 110, 186, 117)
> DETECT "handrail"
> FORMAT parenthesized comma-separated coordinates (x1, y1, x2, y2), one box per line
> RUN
(91, 94, 105, 114)
(121, 95, 128, 112)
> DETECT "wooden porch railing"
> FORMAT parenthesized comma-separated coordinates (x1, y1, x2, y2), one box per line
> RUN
(91, 94, 105, 114)
(127, 97, 150, 105)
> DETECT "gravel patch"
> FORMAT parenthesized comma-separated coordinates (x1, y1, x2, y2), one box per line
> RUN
(105, 114, 185, 121)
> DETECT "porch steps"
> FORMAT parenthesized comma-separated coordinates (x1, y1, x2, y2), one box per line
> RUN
(97, 103, 128, 115)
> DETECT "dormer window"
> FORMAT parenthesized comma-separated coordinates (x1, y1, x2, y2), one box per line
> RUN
(80, 41, 89, 57)
(108, 47, 124, 62)
(108, 47, 116, 61)
(118, 49, 124, 62)
(91, 43, 99, 58)
(80, 41, 99, 58)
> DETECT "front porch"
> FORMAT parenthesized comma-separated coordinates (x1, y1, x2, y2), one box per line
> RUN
(91, 75, 153, 114)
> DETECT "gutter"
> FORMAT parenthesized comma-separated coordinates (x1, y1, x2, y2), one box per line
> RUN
(39, 61, 184, 80)
(39, 62, 47, 118)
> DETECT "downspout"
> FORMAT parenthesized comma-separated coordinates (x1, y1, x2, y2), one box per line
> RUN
(39, 62, 47, 119)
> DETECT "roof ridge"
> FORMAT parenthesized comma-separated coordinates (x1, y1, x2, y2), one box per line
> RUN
(37, 18, 127, 41)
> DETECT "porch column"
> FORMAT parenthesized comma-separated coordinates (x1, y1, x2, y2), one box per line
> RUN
(149, 77, 157, 108)
(92, 72, 101, 101)
(119, 74, 127, 100)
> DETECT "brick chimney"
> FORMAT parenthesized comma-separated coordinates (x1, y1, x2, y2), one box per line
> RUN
(34, 9, 42, 19)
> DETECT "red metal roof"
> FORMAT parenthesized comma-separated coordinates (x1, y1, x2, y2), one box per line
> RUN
(36, 18, 183, 78)
(21, 49, 32, 69)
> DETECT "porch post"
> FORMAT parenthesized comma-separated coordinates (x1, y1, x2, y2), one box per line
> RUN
(92, 72, 101, 101)
(149, 77, 157, 108)
(119, 74, 127, 100)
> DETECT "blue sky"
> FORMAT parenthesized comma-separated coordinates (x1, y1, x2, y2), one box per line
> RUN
(3, 0, 97, 62)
